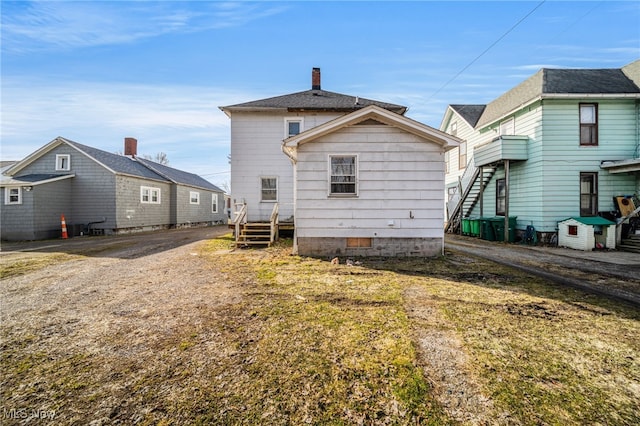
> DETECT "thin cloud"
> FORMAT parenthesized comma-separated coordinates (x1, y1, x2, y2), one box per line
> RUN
(0, 78, 250, 159)
(1, 1, 288, 53)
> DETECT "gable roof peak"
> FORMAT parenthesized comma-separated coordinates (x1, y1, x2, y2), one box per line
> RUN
(220, 69, 407, 115)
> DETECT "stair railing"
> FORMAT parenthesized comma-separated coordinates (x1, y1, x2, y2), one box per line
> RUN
(234, 203, 247, 243)
(269, 203, 279, 244)
(447, 156, 478, 222)
(615, 203, 640, 246)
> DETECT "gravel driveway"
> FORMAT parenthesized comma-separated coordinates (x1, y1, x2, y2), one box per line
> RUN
(1, 226, 237, 424)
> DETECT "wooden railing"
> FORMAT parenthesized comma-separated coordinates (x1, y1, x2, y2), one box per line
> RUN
(233, 203, 247, 244)
(616, 203, 640, 245)
(269, 203, 279, 244)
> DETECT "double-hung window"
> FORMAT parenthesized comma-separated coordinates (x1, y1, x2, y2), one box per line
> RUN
(458, 142, 467, 170)
(261, 177, 277, 202)
(141, 186, 161, 204)
(579, 103, 598, 146)
(496, 178, 506, 216)
(5, 187, 22, 205)
(580, 172, 598, 216)
(212, 194, 218, 213)
(190, 191, 200, 205)
(329, 155, 357, 196)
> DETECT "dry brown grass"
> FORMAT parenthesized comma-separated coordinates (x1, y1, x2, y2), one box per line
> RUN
(1, 233, 638, 425)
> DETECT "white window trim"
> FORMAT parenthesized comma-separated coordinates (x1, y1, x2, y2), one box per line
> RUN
(212, 193, 218, 213)
(56, 154, 71, 171)
(190, 191, 200, 205)
(328, 154, 359, 197)
(500, 117, 515, 136)
(284, 117, 304, 138)
(140, 186, 161, 204)
(260, 176, 278, 203)
(4, 187, 22, 205)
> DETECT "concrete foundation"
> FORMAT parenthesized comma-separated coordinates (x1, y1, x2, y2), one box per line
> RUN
(296, 237, 443, 258)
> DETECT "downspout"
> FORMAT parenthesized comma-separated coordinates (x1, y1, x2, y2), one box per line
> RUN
(504, 160, 510, 243)
(479, 166, 484, 239)
(281, 141, 299, 254)
(636, 100, 640, 159)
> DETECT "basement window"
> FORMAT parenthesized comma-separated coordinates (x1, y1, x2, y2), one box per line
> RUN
(346, 237, 372, 248)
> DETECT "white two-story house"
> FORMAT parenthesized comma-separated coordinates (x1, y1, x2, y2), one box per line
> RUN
(219, 68, 407, 224)
(220, 69, 460, 256)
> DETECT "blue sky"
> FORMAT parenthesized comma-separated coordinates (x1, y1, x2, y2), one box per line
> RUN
(2, 1, 639, 189)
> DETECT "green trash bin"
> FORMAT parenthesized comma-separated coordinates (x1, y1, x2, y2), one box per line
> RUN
(469, 218, 480, 237)
(491, 216, 517, 242)
(480, 218, 496, 241)
(461, 218, 471, 235)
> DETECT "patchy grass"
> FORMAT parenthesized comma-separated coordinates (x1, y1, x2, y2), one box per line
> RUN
(375, 254, 640, 425)
(0, 241, 136, 279)
(2, 233, 638, 425)
(196, 238, 449, 424)
(0, 253, 81, 279)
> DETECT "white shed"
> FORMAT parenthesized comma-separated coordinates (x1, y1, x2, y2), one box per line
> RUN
(557, 217, 616, 251)
(282, 105, 460, 257)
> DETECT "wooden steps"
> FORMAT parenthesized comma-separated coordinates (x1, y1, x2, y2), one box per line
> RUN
(236, 222, 272, 248)
(618, 233, 640, 253)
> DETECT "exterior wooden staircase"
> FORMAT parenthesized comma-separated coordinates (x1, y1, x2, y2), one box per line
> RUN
(445, 158, 496, 234)
(618, 233, 640, 253)
(233, 203, 279, 248)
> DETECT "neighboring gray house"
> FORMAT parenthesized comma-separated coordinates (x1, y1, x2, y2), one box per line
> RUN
(1, 137, 226, 241)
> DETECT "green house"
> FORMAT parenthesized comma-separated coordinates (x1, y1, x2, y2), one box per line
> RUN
(441, 60, 640, 246)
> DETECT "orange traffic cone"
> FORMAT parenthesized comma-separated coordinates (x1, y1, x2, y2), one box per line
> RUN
(61, 214, 68, 239)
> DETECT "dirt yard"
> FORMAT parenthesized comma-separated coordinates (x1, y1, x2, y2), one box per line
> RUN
(1, 228, 639, 425)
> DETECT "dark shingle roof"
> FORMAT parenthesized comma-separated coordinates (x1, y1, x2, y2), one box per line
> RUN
(0, 173, 74, 186)
(476, 65, 640, 129)
(449, 105, 486, 127)
(135, 157, 222, 192)
(63, 138, 221, 191)
(221, 89, 407, 114)
(543, 68, 640, 94)
(64, 138, 168, 181)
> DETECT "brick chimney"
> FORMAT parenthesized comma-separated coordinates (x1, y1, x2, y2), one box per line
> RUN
(124, 137, 137, 157)
(312, 67, 321, 90)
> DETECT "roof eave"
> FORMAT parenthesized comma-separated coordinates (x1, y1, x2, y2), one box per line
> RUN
(284, 105, 461, 153)
(476, 92, 640, 130)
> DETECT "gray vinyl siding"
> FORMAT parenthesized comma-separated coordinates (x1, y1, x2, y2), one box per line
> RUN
(115, 176, 171, 229)
(33, 179, 73, 239)
(175, 186, 227, 225)
(1, 179, 72, 240)
(1, 187, 35, 240)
